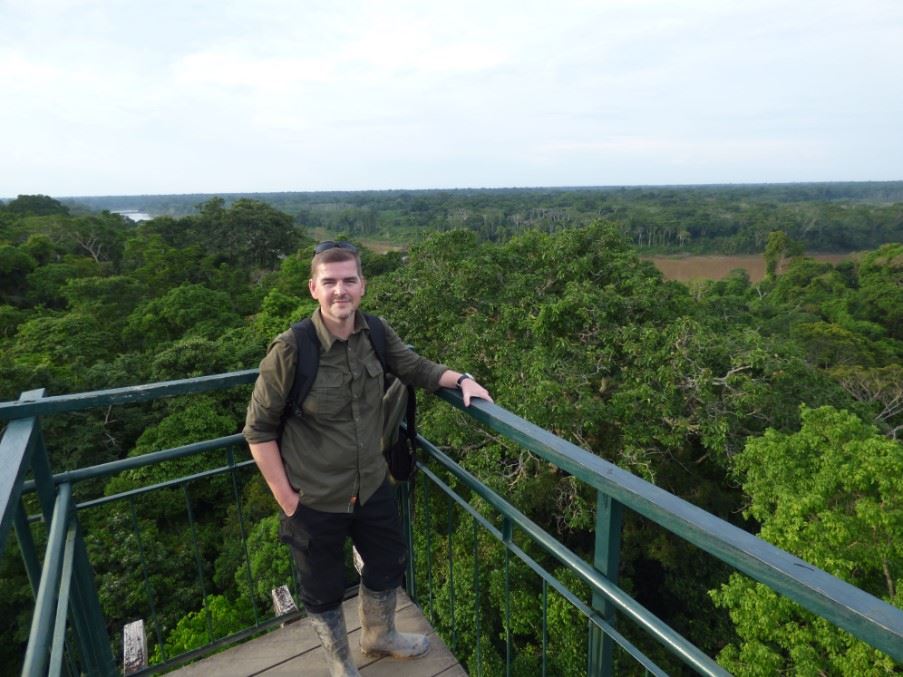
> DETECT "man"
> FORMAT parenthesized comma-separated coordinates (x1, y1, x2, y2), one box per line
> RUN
(243, 241, 492, 676)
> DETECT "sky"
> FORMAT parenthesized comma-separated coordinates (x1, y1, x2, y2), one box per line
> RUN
(1, 0, 901, 197)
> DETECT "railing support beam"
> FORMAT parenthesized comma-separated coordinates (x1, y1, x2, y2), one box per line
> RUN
(590, 492, 623, 676)
(22, 483, 72, 676)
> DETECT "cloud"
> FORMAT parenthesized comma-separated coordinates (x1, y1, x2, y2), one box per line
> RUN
(174, 50, 334, 89)
(0, 51, 64, 88)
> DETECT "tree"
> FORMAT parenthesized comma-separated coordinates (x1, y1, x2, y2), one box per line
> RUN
(857, 243, 903, 340)
(711, 406, 902, 675)
(764, 230, 803, 277)
(124, 284, 242, 349)
(830, 365, 903, 439)
(192, 198, 301, 270)
(151, 594, 253, 663)
(25, 256, 103, 308)
(0, 245, 37, 302)
(62, 275, 148, 320)
(3, 194, 69, 216)
(65, 213, 129, 267)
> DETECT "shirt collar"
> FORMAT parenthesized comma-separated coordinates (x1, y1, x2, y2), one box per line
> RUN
(311, 309, 369, 351)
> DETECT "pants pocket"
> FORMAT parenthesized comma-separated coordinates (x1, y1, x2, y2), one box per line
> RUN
(278, 513, 310, 552)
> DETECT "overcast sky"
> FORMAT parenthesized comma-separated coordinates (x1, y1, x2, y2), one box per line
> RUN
(1, 0, 901, 197)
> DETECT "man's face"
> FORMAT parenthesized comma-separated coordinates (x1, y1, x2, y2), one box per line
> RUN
(309, 258, 365, 325)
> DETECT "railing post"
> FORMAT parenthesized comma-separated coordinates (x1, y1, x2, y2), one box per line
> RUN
(398, 481, 416, 600)
(14, 500, 43, 595)
(22, 482, 72, 676)
(25, 390, 116, 676)
(589, 492, 622, 676)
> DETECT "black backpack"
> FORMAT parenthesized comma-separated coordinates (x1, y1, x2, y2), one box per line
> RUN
(280, 314, 419, 482)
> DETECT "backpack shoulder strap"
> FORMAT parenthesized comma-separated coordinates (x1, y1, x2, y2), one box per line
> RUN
(363, 313, 388, 373)
(285, 318, 320, 419)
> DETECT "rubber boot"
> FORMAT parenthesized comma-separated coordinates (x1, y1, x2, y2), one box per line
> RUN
(308, 607, 361, 677)
(358, 584, 430, 659)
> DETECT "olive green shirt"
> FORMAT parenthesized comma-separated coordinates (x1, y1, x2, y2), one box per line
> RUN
(243, 310, 446, 513)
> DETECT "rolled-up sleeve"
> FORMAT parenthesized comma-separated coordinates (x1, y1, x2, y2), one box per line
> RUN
(381, 319, 447, 391)
(243, 331, 296, 445)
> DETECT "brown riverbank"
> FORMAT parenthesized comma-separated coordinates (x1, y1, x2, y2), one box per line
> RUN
(644, 253, 855, 283)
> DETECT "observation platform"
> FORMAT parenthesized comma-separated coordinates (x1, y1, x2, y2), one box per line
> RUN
(170, 591, 464, 677)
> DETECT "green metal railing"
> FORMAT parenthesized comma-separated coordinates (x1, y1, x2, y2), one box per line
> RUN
(2, 372, 902, 675)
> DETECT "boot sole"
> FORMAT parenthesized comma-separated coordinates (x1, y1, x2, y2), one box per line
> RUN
(360, 644, 431, 660)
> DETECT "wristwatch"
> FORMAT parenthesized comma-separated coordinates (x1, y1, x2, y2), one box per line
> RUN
(456, 372, 473, 388)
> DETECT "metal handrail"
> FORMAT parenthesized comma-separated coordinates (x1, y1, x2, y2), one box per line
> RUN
(434, 388, 903, 662)
(2, 370, 902, 674)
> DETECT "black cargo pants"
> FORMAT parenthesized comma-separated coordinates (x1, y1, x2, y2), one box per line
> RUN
(278, 478, 407, 613)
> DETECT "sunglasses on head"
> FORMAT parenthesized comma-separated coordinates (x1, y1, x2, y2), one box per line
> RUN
(314, 240, 359, 255)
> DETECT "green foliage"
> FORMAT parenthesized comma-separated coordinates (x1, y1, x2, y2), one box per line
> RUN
(25, 256, 102, 307)
(104, 395, 239, 505)
(712, 406, 902, 674)
(62, 274, 148, 320)
(857, 243, 903, 340)
(247, 289, 313, 344)
(125, 283, 242, 349)
(21, 233, 57, 265)
(151, 594, 254, 663)
(11, 311, 111, 380)
(3, 194, 69, 216)
(144, 197, 303, 271)
(3, 192, 903, 675)
(122, 233, 209, 291)
(0, 540, 38, 676)
(0, 244, 37, 302)
(67, 182, 903, 253)
(234, 515, 292, 606)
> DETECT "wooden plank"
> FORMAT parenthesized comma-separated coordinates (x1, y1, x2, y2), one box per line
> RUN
(123, 620, 148, 675)
(169, 591, 462, 677)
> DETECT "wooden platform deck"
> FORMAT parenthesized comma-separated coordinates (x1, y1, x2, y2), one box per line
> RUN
(169, 591, 466, 677)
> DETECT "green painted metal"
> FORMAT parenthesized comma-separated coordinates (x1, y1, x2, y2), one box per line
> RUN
(590, 492, 623, 676)
(447, 495, 457, 651)
(48, 524, 77, 677)
(14, 500, 42, 597)
(228, 448, 261, 627)
(435, 388, 903, 663)
(129, 496, 166, 661)
(541, 579, 548, 677)
(399, 482, 416, 600)
(22, 435, 246, 493)
(417, 438, 728, 675)
(0, 370, 258, 422)
(472, 516, 481, 677)
(417, 462, 676, 676)
(22, 482, 72, 676)
(70, 523, 123, 676)
(424, 477, 434, 619)
(13, 391, 114, 675)
(503, 516, 512, 677)
(183, 484, 214, 644)
(3, 370, 902, 674)
(64, 458, 256, 515)
(0, 391, 42, 554)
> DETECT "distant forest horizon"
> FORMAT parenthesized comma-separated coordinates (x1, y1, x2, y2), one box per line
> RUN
(2, 186, 902, 675)
(19, 179, 901, 256)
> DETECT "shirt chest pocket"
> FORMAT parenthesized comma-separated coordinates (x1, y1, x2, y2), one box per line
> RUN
(303, 366, 349, 418)
(363, 356, 385, 399)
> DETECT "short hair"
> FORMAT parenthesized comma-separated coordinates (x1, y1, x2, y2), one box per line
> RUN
(310, 247, 363, 279)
